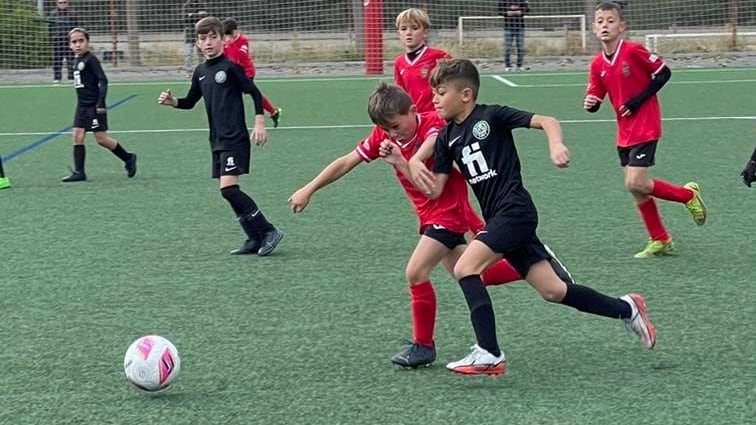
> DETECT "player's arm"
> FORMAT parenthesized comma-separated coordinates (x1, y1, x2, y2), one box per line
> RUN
(232, 64, 267, 145)
(408, 136, 449, 199)
(620, 65, 671, 117)
(288, 152, 363, 213)
(584, 64, 606, 113)
(91, 58, 109, 112)
(530, 114, 570, 168)
(741, 145, 756, 187)
(158, 71, 202, 108)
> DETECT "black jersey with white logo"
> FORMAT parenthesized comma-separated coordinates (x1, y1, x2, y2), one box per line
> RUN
(433, 104, 537, 221)
(176, 54, 263, 152)
(73, 51, 108, 108)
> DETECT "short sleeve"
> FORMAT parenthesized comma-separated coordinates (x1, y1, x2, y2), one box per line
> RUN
(629, 43, 666, 75)
(494, 105, 534, 130)
(432, 128, 454, 174)
(585, 58, 607, 99)
(354, 126, 385, 162)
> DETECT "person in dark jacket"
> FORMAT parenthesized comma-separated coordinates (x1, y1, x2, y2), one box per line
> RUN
(48, 0, 78, 82)
(497, 0, 529, 71)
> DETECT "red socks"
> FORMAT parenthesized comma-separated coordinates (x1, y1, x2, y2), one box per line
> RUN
(651, 179, 694, 203)
(636, 198, 669, 241)
(409, 281, 436, 347)
(481, 259, 521, 286)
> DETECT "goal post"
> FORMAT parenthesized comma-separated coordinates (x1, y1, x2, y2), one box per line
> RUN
(458, 14, 587, 54)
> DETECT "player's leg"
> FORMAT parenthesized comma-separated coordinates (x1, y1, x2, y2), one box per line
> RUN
(446, 239, 506, 376)
(521, 248, 656, 350)
(620, 145, 673, 258)
(65, 48, 75, 81)
(52, 44, 63, 82)
(62, 126, 87, 182)
(391, 231, 459, 368)
(503, 30, 513, 70)
(93, 123, 137, 179)
(0, 156, 10, 189)
(216, 151, 282, 256)
(183, 43, 193, 73)
(515, 29, 525, 69)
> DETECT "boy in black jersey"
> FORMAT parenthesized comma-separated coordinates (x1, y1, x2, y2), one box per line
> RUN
(62, 28, 137, 182)
(408, 58, 656, 376)
(157, 17, 283, 256)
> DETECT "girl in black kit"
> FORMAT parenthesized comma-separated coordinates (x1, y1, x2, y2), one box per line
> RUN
(62, 28, 137, 182)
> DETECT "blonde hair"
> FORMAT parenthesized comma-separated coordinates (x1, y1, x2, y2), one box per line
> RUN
(395, 8, 430, 29)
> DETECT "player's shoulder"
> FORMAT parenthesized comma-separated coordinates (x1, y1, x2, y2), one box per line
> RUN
(419, 111, 445, 127)
(426, 46, 450, 59)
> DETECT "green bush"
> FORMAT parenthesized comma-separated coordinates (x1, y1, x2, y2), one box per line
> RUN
(0, 0, 50, 69)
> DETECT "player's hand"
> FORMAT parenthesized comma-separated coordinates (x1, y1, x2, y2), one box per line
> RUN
(408, 158, 435, 195)
(288, 188, 312, 213)
(250, 116, 267, 146)
(741, 160, 756, 187)
(378, 140, 403, 166)
(157, 89, 176, 106)
(620, 96, 643, 117)
(583, 94, 602, 111)
(549, 142, 570, 168)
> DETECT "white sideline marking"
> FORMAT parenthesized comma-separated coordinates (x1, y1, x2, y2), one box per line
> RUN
(492, 75, 519, 87)
(0, 116, 753, 137)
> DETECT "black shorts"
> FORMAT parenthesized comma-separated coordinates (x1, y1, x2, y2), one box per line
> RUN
(617, 141, 657, 167)
(73, 105, 107, 132)
(422, 225, 467, 250)
(474, 216, 550, 278)
(211, 149, 250, 178)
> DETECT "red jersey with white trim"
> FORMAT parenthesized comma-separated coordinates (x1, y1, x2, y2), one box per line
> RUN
(586, 39, 665, 147)
(394, 46, 451, 114)
(224, 33, 256, 78)
(354, 111, 484, 234)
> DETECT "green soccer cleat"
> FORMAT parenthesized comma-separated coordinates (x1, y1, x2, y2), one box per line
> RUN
(270, 108, 282, 128)
(0, 176, 10, 190)
(634, 238, 675, 259)
(683, 182, 707, 226)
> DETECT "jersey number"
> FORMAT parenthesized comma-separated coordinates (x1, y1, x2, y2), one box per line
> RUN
(73, 71, 84, 88)
(461, 142, 489, 178)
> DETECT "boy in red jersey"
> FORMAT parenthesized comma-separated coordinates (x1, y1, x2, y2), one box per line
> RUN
(583, 2, 707, 258)
(288, 84, 557, 369)
(393, 8, 450, 114)
(222, 18, 282, 128)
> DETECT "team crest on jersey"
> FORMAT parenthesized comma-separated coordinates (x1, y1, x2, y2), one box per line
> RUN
(420, 67, 429, 78)
(215, 71, 227, 83)
(77, 61, 85, 71)
(622, 63, 631, 77)
(472, 120, 490, 140)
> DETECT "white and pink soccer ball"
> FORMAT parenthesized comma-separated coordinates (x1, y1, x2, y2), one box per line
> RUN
(123, 335, 181, 392)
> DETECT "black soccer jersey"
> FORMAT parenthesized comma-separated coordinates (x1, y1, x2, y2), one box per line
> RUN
(433, 104, 537, 221)
(176, 55, 263, 152)
(73, 51, 108, 108)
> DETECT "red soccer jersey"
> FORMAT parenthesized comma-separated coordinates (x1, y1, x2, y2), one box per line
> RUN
(354, 111, 484, 234)
(586, 39, 666, 147)
(394, 46, 451, 114)
(224, 34, 256, 78)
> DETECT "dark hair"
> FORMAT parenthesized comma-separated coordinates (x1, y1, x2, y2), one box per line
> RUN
(367, 83, 414, 128)
(429, 59, 480, 100)
(195, 16, 223, 36)
(68, 27, 90, 41)
(222, 18, 238, 35)
(594, 2, 625, 21)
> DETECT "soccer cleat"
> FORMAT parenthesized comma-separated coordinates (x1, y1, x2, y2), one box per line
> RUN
(230, 238, 260, 255)
(633, 238, 674, 259)
(446, 344, 506, 376)
(257, 227, 284, 256)
(390, 341, 436, 368)
(621, 293, 656, 350)
(61, 171, 86, 182)
(125, 153, 138, 178)
(683, 182, 707, 226)
(0, 177, 10, 190)
(270, 108, 283, 128)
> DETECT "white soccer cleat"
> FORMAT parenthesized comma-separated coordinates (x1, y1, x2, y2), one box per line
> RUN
(621, 293, 656, 350)
(446, 344, 506, 376)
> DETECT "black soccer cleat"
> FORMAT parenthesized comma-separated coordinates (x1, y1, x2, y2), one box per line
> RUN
(257, 227, 284, 256)
(230, 238, 260, 255)
(390, 341, 436, 368)
(125, 153, 138, 178)
(61, 171, 86, 182)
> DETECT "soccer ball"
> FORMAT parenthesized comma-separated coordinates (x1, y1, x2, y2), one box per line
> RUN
(123, 335, 181, 392)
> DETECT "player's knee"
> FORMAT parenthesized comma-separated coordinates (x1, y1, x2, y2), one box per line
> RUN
(405, 266, 430, 284)
(625, 178, 650, 195)
(220, 184, 240, 200)
(536, 282, 567, 303)
(93, 133, 109, 145)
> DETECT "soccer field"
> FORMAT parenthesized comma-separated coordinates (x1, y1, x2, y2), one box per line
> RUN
(1, 68, 754, 424)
